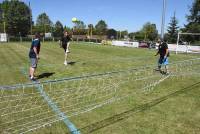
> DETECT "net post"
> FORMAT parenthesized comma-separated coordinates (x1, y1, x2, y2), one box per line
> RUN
(176, 32, 180, 54)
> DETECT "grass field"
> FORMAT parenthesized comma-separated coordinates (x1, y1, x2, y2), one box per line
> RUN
(0, 42, 200, 134)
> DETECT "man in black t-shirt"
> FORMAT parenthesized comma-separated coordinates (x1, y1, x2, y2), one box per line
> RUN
(60, 31, 71, 65)
(155, 39, 169, 74)
(60, 31, 71, 52)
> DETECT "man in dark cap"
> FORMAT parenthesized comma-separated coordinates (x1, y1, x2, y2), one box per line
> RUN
(155, 39, 169, 74)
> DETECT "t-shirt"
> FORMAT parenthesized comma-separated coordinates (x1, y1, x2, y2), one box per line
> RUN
(29, 39, 41, 58)
(158, 42, 169, 58)
(61, 35, 71, 46)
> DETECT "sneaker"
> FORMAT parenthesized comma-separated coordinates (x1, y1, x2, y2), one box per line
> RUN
(30, 77, 36, 81)
(160, 70, 164, 74)
(64, 60, 67, 65)
(161, 71, 170, 75)
(154, 68, 161, 71)
(66, 49, 70, 53)
(165, 72, 170, 75)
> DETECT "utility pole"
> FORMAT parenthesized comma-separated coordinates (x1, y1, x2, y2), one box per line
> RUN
(161, 0, 166, 40)
(29, 1, 32, 35)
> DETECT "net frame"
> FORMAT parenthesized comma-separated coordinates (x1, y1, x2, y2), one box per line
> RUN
(176, 32, 200, 54)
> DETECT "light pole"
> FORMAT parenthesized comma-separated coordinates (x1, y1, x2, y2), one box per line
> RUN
(161, 0, 166, 40)
(29, 1, 32, 35)
(2, 11, 6, 33)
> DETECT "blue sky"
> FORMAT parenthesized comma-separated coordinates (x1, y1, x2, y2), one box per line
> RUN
(1, 0, 194, 33)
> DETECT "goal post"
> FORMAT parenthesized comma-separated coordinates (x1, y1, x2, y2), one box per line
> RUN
(176, 32, 200, 54)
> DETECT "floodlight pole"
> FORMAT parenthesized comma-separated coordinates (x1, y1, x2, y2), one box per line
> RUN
(161, 0, 166, 40)
(29, 1, 32, 35)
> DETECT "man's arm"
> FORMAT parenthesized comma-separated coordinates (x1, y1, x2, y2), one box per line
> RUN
(155, 49, 160, 56)
(155, 44, 160, 56)
(33, 46, 39, 59)
(164, 49, 169, 58)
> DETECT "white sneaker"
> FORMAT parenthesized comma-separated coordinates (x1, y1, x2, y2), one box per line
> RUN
(66, 49, 70, 53)
(64, 60, 67, 65)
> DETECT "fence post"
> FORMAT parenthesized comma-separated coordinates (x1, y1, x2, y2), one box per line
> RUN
(20, 36, 22, 42)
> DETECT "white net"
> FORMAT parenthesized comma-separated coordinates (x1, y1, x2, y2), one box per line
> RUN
(0, 58, 200, 133)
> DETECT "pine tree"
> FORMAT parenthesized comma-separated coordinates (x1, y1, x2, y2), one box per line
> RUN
(187, 0, 200, 23)
(53, 21, 63, 37)
(167, 12, 179, 43)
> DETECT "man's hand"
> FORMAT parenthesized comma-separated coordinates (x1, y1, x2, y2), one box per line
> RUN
(163, 56, 167, 62)
(36, 55, 40, 60)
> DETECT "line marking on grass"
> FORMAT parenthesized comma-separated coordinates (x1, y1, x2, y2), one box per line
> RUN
(20, 66, 80, 134)
(35, 84, 80, 134)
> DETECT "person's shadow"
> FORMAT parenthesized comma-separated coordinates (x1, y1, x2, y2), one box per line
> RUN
(37, 72, 55, 79)
(67, 61, 76, 65)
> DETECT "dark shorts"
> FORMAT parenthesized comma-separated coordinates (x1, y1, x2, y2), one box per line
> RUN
(62, 42, 70, 52)
(62, 44, 67, 51)
(30, 58, 37, 68)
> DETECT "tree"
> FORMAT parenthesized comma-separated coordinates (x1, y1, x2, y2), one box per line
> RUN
(167, 12, 179, 43)
(0, 0, 31, 36)
(132, 31, 144, 41)
(0, 8, 2, 21)
(53, 21, 63, 37)
(88, 24, 93, 37)
(74, 21, 86, 29)
(0, 8, 3, 32)
(120, 30, 128, 39)
(73, 20, 86, 35)
(95, 20, 108, 35)
(141, 22, 158, 41)
(187, 0, 200, 24)
(107, 29, 117, 39)
(36, 12, 53, 33)
(183, 0, 200, 42)
(63, 26, 71, 32)
(128, 32, 135, 40)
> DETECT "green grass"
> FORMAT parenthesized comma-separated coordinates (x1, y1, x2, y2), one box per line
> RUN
(0, 42, 200, 134)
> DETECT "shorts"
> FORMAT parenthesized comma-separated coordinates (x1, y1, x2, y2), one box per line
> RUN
(158, 57, 169, 66)
(62, 42, 70, 52)
(30, 58, 37, 68)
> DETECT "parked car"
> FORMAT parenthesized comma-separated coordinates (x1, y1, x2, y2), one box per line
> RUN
(139, 42, 148, 48)
(149, 42, 156, 49)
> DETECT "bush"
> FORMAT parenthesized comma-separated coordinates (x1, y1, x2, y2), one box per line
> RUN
(9, 37, 20, 42)
(21, 37, 32, 42)
(101, 40, 112, 45)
